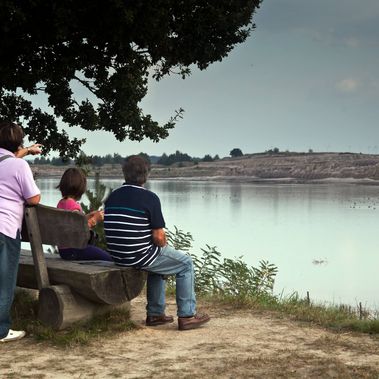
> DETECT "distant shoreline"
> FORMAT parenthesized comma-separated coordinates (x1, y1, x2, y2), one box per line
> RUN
(34, 173, 379, 186)
(31, 152, 379, 185)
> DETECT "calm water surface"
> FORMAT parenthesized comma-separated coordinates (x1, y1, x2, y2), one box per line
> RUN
(36, 178, 379, 309)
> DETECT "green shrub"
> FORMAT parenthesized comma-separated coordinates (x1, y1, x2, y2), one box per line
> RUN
(166, 226, 278, 298)
(80, 171, 112, 250)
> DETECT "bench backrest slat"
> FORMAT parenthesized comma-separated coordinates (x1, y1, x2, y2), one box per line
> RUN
(22, 204, 90, 248)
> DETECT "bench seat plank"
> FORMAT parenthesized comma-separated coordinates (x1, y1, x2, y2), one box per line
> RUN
(18, 251, 146, 304)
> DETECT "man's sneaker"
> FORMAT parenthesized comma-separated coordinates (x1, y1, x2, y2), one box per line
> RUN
(0, 329, 26, 342)
(146, 314, 174, 326)
(178, 313, 210, 331)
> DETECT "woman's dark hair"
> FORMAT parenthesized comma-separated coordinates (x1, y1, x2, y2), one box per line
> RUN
(0, 121, 24, 153)
(57, 168, 87, 200)
(122, 155, 150, 185)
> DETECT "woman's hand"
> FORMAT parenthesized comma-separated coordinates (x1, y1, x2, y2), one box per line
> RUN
(15, 144, 43, 158)
(27, 144, 43, 155)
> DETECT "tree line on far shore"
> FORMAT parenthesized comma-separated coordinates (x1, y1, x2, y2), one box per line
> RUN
(32, 150, 231, 167)
(32, 147, 325, 167)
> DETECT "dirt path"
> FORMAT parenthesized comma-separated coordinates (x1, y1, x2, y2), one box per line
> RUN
(1, 296, 379, 378)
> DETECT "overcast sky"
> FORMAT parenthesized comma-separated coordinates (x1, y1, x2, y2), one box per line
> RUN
(44, 1, 379, 158)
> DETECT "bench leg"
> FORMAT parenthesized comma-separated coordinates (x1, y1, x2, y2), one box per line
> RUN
(38, 285, 130, 330)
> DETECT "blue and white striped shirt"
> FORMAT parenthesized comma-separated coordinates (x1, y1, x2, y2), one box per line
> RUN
(104, 184, 165, 268)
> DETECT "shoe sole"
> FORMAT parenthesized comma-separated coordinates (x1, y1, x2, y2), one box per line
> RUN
(0, 332, 26, 342)
(146, 320, 174, 327)
(178, 317, 210, 331)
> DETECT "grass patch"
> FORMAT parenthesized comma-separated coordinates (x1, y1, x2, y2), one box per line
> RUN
(200, 292, 379, 334)
(11, 289, 139, 347)
(11, 287, 379, 349)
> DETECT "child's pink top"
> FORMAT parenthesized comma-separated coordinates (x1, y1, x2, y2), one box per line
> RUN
(57, 198, 82, 212)
(57, 198, 83, 249)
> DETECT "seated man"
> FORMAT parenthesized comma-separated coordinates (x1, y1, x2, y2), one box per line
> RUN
(104, 155, 210, 330)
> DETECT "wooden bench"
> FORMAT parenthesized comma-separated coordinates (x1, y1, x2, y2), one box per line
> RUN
(17, 204, 146, 330)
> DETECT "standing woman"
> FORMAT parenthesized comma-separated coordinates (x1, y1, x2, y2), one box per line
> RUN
(0, 121, 41, 342)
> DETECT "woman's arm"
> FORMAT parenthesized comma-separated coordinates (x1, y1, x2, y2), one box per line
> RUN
(15, 144, 43, 158)
(26, 194, 41, 205)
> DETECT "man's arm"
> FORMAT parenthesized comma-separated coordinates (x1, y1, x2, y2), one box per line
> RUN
(26, 194, 41, 205)
(152, 228, 167, 247)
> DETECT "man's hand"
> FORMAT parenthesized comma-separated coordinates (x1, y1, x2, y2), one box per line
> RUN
(152, 228, 167, 247)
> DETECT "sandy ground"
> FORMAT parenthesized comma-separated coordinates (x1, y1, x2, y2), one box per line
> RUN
(1, 296, 379, 379)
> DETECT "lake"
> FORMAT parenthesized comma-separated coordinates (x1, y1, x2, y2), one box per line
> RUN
(35, 178, 379, 310)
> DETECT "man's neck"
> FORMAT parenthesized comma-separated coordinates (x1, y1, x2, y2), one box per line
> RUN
(124, 182, 144, 187)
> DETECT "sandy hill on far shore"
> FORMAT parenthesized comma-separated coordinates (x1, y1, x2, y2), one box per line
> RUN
(31, 152, 379, 183)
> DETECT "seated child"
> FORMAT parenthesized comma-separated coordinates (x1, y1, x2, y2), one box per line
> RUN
(56, 168, 113, 261)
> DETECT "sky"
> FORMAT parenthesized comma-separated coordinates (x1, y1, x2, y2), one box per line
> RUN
(37, 0, 379, 158)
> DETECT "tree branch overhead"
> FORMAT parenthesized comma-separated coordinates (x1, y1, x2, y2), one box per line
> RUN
(0, 0, 262, 157)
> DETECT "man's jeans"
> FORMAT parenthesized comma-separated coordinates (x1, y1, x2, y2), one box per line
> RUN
(0, 232, 21, 339)
(144, 245, 196, 318)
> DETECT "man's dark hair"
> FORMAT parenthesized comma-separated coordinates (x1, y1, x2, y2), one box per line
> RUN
(122, 155, 150, 185)
(0, 120, 24, 153)
(57, 168, 87, 200)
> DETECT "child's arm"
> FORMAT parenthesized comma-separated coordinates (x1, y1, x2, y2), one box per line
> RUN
(86, 210, 104, 229)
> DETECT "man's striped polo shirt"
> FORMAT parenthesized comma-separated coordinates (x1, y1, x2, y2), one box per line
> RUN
(104, 184, 165, 268)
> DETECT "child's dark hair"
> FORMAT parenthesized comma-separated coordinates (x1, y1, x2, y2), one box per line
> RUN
(57, 168, 87, 200)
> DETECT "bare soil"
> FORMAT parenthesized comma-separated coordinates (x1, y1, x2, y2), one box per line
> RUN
(32, 152, 379, 183)
(1, 296, 379, 378)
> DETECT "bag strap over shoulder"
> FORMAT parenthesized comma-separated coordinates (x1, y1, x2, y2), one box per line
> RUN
(0, 155, 12, 163)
